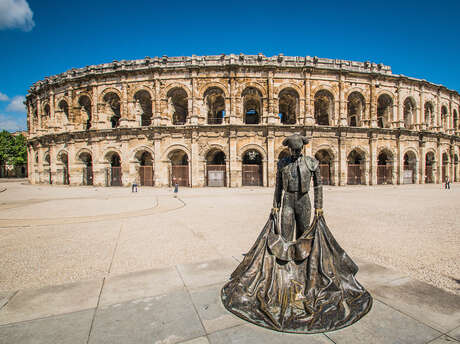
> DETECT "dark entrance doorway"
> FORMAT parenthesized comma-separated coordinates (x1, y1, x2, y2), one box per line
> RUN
(425, 152, 435, 183)
(169, 150, 189, 187)
(442, 152, 449, 183)
(80, 152, 93, 185)
(377, 151, 393, 185)
(315, 149, 333, 185)
(138, 151, 154, 186)
(347, 150, 364, 185)
(403, 152, 416, 184)
(242, 150, 263, 186)
(109, 153, 122, 186)
(206, 150, 226, 187)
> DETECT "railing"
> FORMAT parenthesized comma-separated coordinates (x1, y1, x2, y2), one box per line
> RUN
(242, 164, 262, 186)
(139, 166, 154, 186)
(377, 165, 392, 184)
(171, 165, 189, 187)
(206, 164, 226, 187)
(347, 164, 363, 185)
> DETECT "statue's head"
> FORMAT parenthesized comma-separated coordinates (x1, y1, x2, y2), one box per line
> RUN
(282, 134, 309, 159)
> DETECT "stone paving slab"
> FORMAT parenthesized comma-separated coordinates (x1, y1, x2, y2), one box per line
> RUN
(448, 326, 460, 341)
(177, 257, 238, 289)
(189, 283, 246, 334)
(354, 259, 408, 289)
(370, 277, 460, 333)
(0, 291, 15, 310)
(207, 323, 333, 344)
(99, 266, 184, 306)
(0, 279, 102, 325)
(326, 299, 441, 344)
(0, 309, 93, 344)
(427, 335, 460, 343)
(88, 288, 205, 344)
(179, 337, 210, 344)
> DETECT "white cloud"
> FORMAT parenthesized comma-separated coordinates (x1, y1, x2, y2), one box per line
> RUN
(6, 95, 26, 113)
(0, 114, 26, 132)
(0, 0, 35, 32)
(0, 92, 8, 101)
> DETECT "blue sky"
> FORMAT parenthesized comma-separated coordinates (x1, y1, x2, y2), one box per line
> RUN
(1, 0, 459, 132)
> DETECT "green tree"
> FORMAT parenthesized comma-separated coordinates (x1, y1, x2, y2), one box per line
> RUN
(0, 130, 27, 166)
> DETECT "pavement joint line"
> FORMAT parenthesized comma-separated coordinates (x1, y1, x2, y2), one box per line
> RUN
(371, 294, 448, 335)
(86, 277, 106, 344)
(174, 264, 211, 342)
(323, 332, 338, 343)
(426, 333, 460, 343)
(0, 290, 18, 311)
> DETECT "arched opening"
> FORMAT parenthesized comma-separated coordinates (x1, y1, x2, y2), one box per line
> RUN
(58, 152, 69, 185)
(403, 98, 416, 129)
(424, 102, 434, 129)
(134, 90, 153, 127)
(403, 151, 417, 184)
(347, 150, 365, 185)
(314, 90, 334, 125)
(206, 149, 226, 187)
(347, 92, 365, 127)
(78, 96, 92, 130)
(135, 151, 154, 186)
(41, 104, 50, 128)
(454, 155, 458, 182)
(104, 92, 121, 128)
(454, 109, 458, 131)
(242, 149, 263, 186)
(242, 87, 262, 124)
(44, 153, 51, 184)
(377, 150, 393, 184)
(425, 152, 435, 183)
(315, 149, 333, 185)
(106, 152, 122, 186)
(169, 150, 189, 187)
(278, 88, 298, 125)
(79, 152, 93, 185)
(205, 87, 225, 124)
(442, 152, 449, 182)
(441, 106, 448, 131)
(58, 100, 69, 122)
(377, 94, 393, 128)
(167, 88, 188, 125)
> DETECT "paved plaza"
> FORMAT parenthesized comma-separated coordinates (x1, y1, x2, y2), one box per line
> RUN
(0, 181, 459, 343)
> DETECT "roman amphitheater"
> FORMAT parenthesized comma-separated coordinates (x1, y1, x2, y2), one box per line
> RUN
(26, 54, 460, 187)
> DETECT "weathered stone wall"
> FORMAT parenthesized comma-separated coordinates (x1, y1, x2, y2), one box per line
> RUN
(26, 54, 460, 187)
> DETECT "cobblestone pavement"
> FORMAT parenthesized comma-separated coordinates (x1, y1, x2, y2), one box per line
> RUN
(0, 181, 458, 296)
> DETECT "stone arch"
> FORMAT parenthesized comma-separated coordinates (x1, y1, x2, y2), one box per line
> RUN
(102, 92, 122, 128)
(275, 82, 303, 99)
(345, 87, 368, 100)
(425, 150, 436, 183)
(162, 144, 191, 162)
(241, 147, 264, 187)
(76, 148, 93, 185)
(167, 87, 189, 125)
(56, 149, 70, 185)
(99, 87, 122, 103)
(278, 88, 299, 125)
(57, 98, 70, 121)
(162, 83, 192, 99)
(204, 86, 226, 124)
(376, 147, 395, 184)
(441, 105, 449, 130)
(130, 85, 154, 100)
(347, 148, 367, 185)
(238, 82, 267, 98)
(314, 89, 334, 125)
(403, 97, 417, 129)
(75, 148, 93, 163)
(202, 144, 227, 161)
(56, 149, 70, 163)
(73, 92, 92, 108)
(377, 93, 394, 128)
(77, 95, 92, 130)
(199, 82, 229, 99)
(403, 148, 418, 184)
(238, 144, 267, 161)
(314, 147, 336, 185)
(424, 101, 435, 128)
(453, 108, 458, 130)
(205, 147, 227, 186)
(130, 145, 155, 162)
(347, 91, 366, 127)
(133, 90, 153, 126)
(242, 87, 263, 124)
(168, 148, 190, 187)
(103, 149, 122, 164)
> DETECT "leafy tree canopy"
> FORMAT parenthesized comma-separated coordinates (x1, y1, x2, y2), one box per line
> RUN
(0, 130, 27, 166)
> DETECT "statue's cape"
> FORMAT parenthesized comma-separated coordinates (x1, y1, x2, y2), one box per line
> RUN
(221, 213, 372, 333)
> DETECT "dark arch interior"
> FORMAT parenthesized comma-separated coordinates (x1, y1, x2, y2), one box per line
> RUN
(110, 153, 121, 167)
(243, 150, 262, 165)
(134, 90, 153, 127)
(315, 149, 332, 163)
(347, 150, 364, 164)
(206, 150, 226, 165)
(377, 151, 392, 165)
(169, 150, 189, 165)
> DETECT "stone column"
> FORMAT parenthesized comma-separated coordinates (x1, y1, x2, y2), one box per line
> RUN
(436, 145, 442, 184)
(448, 101, 454, 135)
(119, 81, 129, 128)
(153, 76, 162, 126)
(368, 79, 376, 127)
(396, 87, 403, 128)
(305, 75, 314, 126)
(153, 134, 166, 186)
(267, 71, 277, 125)
(228, 76, 236, 125)
(338, 134, 347, 186)
(397, 135, 403, 184)
(229, 129, 239, 187)
(190, 129, 200, 187)
(369, 134, 377, 185)
(436, 91, 441, 131)
(267, 129, 275, 187)
(339, 75, 347, 126)
(419, 142, 426, 184)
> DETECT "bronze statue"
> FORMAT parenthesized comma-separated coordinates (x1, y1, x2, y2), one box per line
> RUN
(221, 134, 372, 333)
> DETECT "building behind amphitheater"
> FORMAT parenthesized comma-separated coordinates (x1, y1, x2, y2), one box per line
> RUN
(26, 54, 460, 188)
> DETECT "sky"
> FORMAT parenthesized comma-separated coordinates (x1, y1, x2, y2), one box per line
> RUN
(0, 0, 459, 132)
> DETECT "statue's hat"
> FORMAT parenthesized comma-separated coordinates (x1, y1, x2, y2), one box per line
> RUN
(282, 134, 309, 150)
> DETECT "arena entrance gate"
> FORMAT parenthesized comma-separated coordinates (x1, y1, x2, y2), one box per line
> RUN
(171, 165, 189, 186)
(347, 150, 364, 185)
(403, 152, 416, 184)
(425, 152, 435, 183)
(377, 151, 393, 185)
(206, 150, 226, 187)
(139, 166, 154, 186)
(242, 149, 263, 186)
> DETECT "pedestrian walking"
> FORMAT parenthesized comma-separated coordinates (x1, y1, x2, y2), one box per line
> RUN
(445, 177, 451, 190)
(132, 181, 138, 192)
(173, 178, 179, 197)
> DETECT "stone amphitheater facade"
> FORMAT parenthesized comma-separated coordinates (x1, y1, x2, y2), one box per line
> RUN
(26, 54, 460, 188)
